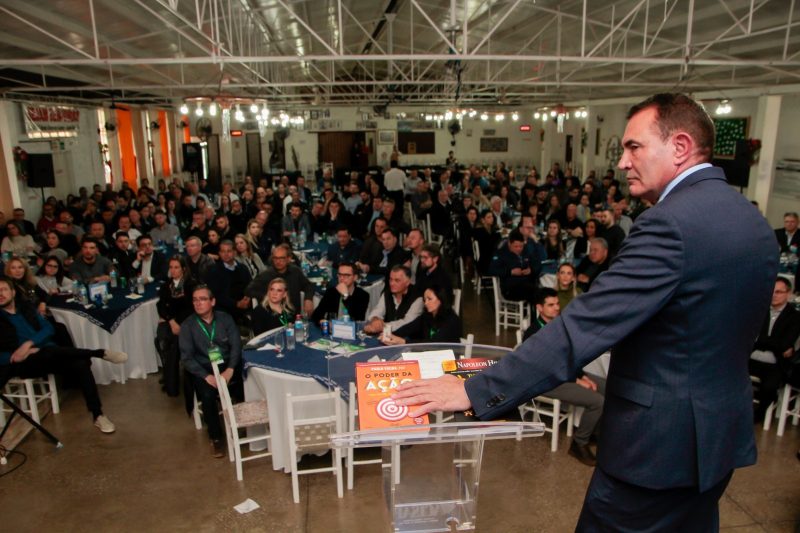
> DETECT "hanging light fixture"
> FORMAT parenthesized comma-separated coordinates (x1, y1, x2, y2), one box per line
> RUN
(179, 103, 189, 115)
(209, 102, 218, 116)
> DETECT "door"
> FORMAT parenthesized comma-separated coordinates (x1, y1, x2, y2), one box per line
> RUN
(318, 131, 355, 169)
(246, 133, 263, 178)
(206, 134, 221, 189)
(565, 134, 574, 164)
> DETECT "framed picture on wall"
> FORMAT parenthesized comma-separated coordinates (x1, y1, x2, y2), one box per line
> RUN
(378, 130, 396, 144)
(310, 110, 319, 120)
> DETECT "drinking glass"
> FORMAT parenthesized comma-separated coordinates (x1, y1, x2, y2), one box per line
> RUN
(274, 331, 285, 359)
(357, 321, 367, 346)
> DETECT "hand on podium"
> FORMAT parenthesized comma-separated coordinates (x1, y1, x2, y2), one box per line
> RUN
(392, 374, 471, 418)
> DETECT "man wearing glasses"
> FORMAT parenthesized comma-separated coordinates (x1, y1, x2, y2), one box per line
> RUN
(245, 243, 315, 317)
(311, 262, 369, 325)
(179, 285, 241, 458)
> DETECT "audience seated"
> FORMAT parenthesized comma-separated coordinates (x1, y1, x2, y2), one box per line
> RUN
(381, 285, 461, 344)
(311, 262, 369, 325)
(575, 238, 610, 292)
(363, 265, 422, 335)
(489, 229, 540, 306)
(251, 278, 295, 335)
(245, 243, 315, 317)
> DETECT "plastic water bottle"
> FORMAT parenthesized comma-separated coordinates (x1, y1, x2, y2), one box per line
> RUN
(136, 277, 145, 295)
(80, 285, 89, 305)
(285, 326, 296, 351)
(299, 229, 307, 247)
(176, 237, 185, 253)
(72, 279, 81, 299)
(294, 314, 305, 344)
(291, 230, 297, 247)
(110, 269, 118, 289)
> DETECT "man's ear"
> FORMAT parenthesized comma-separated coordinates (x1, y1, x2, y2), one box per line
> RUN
(671, 131, 694, 166)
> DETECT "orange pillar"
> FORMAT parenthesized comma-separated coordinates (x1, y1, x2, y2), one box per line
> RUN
(116, 108, 138, 191)
(158, 110, 171, 177)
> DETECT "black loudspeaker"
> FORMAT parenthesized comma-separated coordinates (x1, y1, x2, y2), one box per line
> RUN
(182, 143, 204, 175)
(26, 153, 56, 188)
(713, 157, 750, 187)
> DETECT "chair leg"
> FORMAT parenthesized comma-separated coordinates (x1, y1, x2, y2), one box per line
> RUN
(24, 379, 41, 424)
(550, 399, 560, 452)
(47, 374, 59, 414)
(193, 395, 203, 430)
(234, 440, 244, 481)
(346, 447, 354, 490)
(291, 465, 300, 503)
(777, 385, 793, 436)
(335, 448, 344, 498)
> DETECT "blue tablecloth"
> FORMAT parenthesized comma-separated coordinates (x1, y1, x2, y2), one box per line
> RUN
(243, 325, 382, 398)
(48, 282, 160, 333)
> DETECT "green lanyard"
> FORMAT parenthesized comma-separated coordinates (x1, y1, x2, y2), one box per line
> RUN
(428, 327, 438, 339)
(196, 317, 216, 342)
(278, 311, 289, 327)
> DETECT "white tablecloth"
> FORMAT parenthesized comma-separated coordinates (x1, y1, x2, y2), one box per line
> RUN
(244, 366, 345, 473)
(50, 299, 160, 385)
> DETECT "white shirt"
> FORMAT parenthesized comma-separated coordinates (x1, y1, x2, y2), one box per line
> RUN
(384, 168, 406, 192)
(658, 163, 712, 203)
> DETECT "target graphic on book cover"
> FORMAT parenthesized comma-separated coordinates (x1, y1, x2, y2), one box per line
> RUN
(375, 397, 408, 421)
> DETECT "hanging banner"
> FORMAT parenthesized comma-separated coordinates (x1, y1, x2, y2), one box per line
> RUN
(22, 104, 80, 136)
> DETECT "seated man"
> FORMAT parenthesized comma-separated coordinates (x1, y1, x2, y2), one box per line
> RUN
(0, 276, 126, 433)
(749, 277, 800, 422)
(208, 240, 252, 323)
(489, 229, 539, 306)
(364, 265, 423, 335)
(575, 237, 611, 292)
(775, 211, 800, 254)
(281, 202, 312, 241)
(132, 234, 168, 283)
(311, 262, 369, 324)
(522, 288, 605, 466)
(108, 231, 137, 281)
(245, 243, 315, 317)
(362, 227, 410, 278)
(415, 243, 453, 299)
(357, 217, 388, 271)
(325, 227, 362, 268)
(70, 237, 113, 284)
(185, 236, 215, 284)
(179, 285, 242, 458)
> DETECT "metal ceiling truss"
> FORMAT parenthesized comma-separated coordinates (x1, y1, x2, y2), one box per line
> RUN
(0, 0, 797, 108)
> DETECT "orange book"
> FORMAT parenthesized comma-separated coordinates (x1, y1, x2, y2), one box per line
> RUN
(355, 361, 430, 430)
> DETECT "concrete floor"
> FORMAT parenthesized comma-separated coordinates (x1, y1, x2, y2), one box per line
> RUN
(1, 289, 799, 532)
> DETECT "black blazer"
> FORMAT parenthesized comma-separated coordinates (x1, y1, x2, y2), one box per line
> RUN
(754, 304, 800, 376)
(311, 286, 369, 325)
(394, 310, 462, 343)
(774, 228, 800, 254)
(135, 251, 168, 282)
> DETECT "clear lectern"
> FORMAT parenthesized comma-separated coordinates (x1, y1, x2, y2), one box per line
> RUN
(331, 421, 545, 532)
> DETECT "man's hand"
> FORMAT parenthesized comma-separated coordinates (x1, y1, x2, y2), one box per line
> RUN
(392, 374, 472, 418)
(380, 332, 405, 345)
(356, 261, 370, 274)
(521, 267, 531, 276)
(303, 299, 314, 318)
(169, 319, 181, 336)
(220, 368, 234, 383)
(576, 376, 598, 392)
(11, 341, 38, 363)
(510, 267, 523, 276)
(205, 374, 218, 388)
(783, 347, 794, 359)
(236, 296, 250, 309)
(577, 273, 590, 283)
(363, 318, 383, 334)
(335, 282, 349, 297)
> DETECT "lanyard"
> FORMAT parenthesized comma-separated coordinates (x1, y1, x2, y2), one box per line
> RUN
(196, 317, 216, 342)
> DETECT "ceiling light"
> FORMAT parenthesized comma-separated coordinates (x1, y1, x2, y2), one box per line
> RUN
(250, 103, 259, 113)
(533, 112, 540, 119)
(179, 103, 189, 115)
(495, 114, 504, 122)
(195, 104, 204, 117)
(480, 113, 488, 121)
(511, 112, 519, 121)
(550, 110, 557, 117)
(209, 102, 217, 116)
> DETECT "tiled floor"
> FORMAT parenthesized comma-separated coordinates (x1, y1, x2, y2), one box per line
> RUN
(1, 288, 798, 532)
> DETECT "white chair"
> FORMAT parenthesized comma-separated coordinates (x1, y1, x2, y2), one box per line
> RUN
(192, 393, 203, 430)
(492, 277, 529, 336)
(515, 319, 530, 348)
(3, 375, 60, 424)
(426, 214, 443, 245)
(211, 362, 271, 481)
(764, 383, 800, 436)
(346, 382, 384, 490)
(459, 333, 475, 359)
(452, 288, 462, 316)
(286, 390, 344, 503)
(472, 240, 493, 294)
(519, 397, 574, 452)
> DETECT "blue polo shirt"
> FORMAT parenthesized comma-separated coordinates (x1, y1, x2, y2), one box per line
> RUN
(0, 310, 55, 365)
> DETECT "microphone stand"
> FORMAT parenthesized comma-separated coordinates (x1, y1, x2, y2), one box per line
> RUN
(0, 393, 63, 457)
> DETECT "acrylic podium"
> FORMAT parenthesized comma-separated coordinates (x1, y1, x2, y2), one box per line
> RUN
(326, 342, 545, 533)
(331, 422, 544, 532)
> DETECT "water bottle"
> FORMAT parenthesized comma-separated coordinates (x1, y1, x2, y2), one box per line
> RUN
(291, 230, 297, 247)
(176, 237, 185, 253)
(80, 284, 89, 305)
(110, 269, 118, 289)
(294, 314, 305, 344)
(136, 277, 145, 295)
(72, 279, 80, 299)
(299, 229, 307, 247)
(285, 326, 296, 351)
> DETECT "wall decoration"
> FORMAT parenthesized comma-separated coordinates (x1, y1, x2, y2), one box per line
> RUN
(378, 130, 396, 144)
(713, 117, 749, 158)
(310, 110, 319, 120)
(480, 137, 508, 152)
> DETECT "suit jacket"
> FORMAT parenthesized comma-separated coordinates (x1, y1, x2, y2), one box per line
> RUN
(310, 285, 369, 325)
(134, 251, 168, 283)
(753, 304, 800, 376)
(774, 228, 800, 254)
(465, 166, 778, 492)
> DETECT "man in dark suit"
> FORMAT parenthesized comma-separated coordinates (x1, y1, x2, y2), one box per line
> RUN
(311, 262, 369, 324)
(394, 93, 778, 530)
(359, 227, 410, 278)
(132, 234, 168, 283)
(749, 277, 800, 421)
(774, 211, 800, 253)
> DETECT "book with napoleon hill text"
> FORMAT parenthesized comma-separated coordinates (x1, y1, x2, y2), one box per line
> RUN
(442, 358, 520, 422)
(355, 361, 430, 430)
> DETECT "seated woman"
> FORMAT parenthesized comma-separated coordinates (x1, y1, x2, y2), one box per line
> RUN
(37, 230, 71, 267)
(36, 256, 73, 295)
(233, 233, 266, 279)
(472, 210, 501, 276)
(251, 277, 294, 336)
(156, 256, 196, 397)
(574, 218, 600, 259)
(380, 285, 462, 345)
(5, 256, 46, 315)
(555, 263, 583, 310)
(543, 219, 565, 261)
(1, 220, 38, 258)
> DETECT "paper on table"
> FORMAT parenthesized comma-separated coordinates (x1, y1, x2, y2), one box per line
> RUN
(125, 293, 143, 300)
(233, 498, 260, 514)
(307, 338, 339, 351)
(401, 350, 457, 379)
(256, 343, 278, 351)
(332, 342, 361, 354)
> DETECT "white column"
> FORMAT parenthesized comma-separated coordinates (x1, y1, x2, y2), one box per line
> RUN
(750, 94, 782, 211)
(0, 101, 22, 211)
